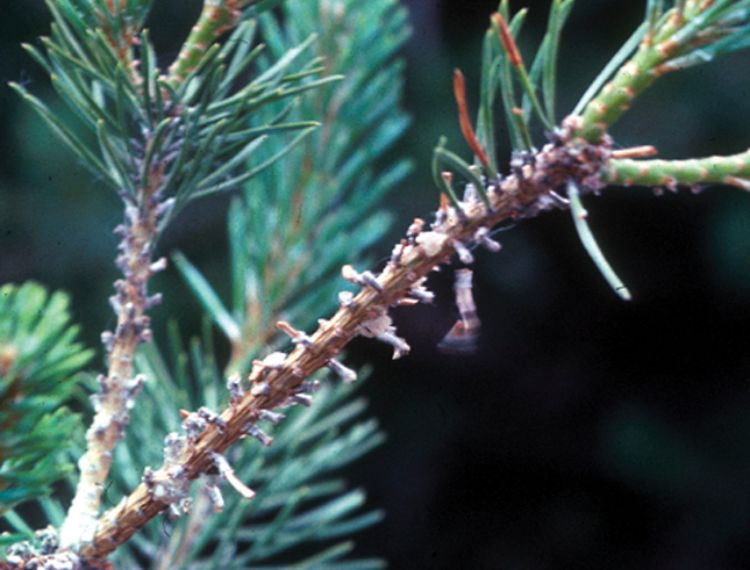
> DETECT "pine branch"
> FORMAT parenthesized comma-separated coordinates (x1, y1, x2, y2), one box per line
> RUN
(7, 0, 399, 563)
(576, 0, 750, 142)
(167, 0, 268, 83)
(9, 0, 331, 550)
(606, 149, 750, 190)
(103, 329, 384, 568)
(440, 1, 750, 297)
(70, 119, 615, 562)
(8, 1, 750, 567)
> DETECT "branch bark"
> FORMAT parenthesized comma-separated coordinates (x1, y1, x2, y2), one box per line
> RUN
(59, 171, 167, 549)
(575, 2, 730, 143)
(606, 150, 750, 190)
(167, 0, 265, 83)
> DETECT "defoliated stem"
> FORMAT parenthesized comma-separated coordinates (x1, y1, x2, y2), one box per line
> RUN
(606, 150, 750, 189)
(60, 181, 164, 548)
(75, 125, 610, 562)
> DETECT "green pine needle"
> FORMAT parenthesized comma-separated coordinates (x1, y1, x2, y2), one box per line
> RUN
(0, 282, 92, 515)
(567, 181, 632, 301)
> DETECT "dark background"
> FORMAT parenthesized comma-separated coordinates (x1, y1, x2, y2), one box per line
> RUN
(3, 1, 750, 569)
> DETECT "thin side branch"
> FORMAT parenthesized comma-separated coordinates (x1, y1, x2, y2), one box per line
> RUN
(167, 0, 257, 83)
(59, 163, 168, 549)
(606, 148, 750, 190)
(576, 1, 747, 142)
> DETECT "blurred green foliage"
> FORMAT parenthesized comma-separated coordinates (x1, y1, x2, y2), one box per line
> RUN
(0, 282, 92, 519)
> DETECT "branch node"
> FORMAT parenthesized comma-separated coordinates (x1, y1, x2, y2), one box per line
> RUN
(243, 423, 273, 447)
(227, 372, 244, 403)
(100, 331, 114, 353)
(197, 406, 227, 432)
(144, 293, 163, 309)
(149, 257, 168, 274)
(452, 239, 475, 264)
(342, 264, 384, 292)
(277, 320, 313, 347)
(251, 351, 287, 380)
(182, 410, 208, 442)
(390, 239, 409, 266)
(285, 393, 313, 407)
(295, 379, 320, 394)
(408, 281, 436, 304)
(251, 382, 271, 398)
(338, 290, 357, 309)
(358, 313, 411, 359)
(474, 227, 502, 252)
(611, 145, 658, 159)
(259, 409, 286, 425)
(206, 483, 224, 513)
(415, 231, 449, 257)
(327, 358, 358, 384)
(724, 176, 750, 191)
(407, 218, 425, 241)
(211, 452, 255, 500)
